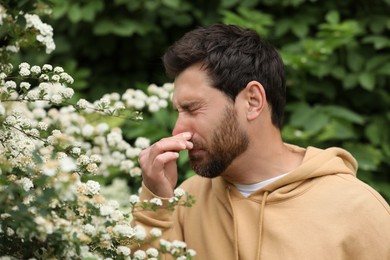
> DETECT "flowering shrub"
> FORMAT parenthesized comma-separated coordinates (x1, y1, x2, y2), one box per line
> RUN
(0, 2, 195, 259)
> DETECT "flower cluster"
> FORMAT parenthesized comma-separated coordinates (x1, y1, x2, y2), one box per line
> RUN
(0, 3, 195, 259)
(0, 62, 194, 259)
(122, 83, 173, 113)
(0, 63, 151, 179)
(160, 239, 197, 260)
(0, 3, 55, 57)
(130, 188, 195, 213)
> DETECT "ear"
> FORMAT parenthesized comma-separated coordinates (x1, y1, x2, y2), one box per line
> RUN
(243, 81, 266, 121)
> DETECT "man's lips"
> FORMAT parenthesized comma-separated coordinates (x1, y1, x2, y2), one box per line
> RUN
(188, 148, 204, 158)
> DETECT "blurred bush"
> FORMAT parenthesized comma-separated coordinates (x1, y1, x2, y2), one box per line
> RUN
(13, 0, 390, 201)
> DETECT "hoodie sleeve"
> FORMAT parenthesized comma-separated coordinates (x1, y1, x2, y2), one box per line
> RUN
(130, 182, 184, 256)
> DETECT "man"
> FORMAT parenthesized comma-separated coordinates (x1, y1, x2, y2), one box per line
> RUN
(134, 24, 390, 259)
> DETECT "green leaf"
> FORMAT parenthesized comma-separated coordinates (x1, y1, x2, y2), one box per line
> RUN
(365, 118, 389, 145)
(330, 66, 346, 79)
(291, 21, 308, 38)
(365, 55, 390, 71)
(376, 63, 390, 76)
(274, 19, 290, 37)
(317, 120, 356, 141)
(358, 72, 376, 91)
(362, 36, 390, 49)
(342, 74, 358, 89)
(325, 10, 340, 24)
(50, 0, 69, 19)
(344, 143, 383, 171)
(289, 103, 315, 128)
(322, 105, 365, 124)
(68, 4, 82, 23)
(94, 19, 154, 36)
(303, 110, 329, 134)
(222, 8, 273, 36)
(162, 0, 181, 9)
(221, 0, 240, 8)
(347, 52, 364, 72)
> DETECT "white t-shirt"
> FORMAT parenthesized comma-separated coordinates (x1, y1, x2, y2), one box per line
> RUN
(235, 173, 288, 198)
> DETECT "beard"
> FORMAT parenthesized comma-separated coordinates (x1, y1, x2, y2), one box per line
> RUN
(189, 104, 249, 178)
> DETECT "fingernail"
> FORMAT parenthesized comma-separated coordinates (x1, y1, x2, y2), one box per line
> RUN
(183, 132, 192, 139)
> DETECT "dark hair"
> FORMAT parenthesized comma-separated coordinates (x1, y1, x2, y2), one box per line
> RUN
(163, 24, 286, 129)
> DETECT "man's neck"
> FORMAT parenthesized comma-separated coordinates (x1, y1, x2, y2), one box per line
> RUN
(222, 139, 304, 185)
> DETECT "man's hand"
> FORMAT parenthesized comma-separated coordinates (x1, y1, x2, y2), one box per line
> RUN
(138, 132, 193, 198)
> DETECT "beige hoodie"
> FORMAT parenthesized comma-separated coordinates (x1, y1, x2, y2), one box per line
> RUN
(133, 145, 390, 259)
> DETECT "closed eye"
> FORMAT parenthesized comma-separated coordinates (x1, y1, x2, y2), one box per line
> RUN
(177, 101, 204, 114)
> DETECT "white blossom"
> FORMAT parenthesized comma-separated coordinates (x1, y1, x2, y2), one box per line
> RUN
(90, 154, 101, 163)
(50, 94, 63, 104)
(95, 123, 109, 134)
(19, 67, 30, 77)
(100, 205, 114, 216)
(30, 65, 41, 74)
(71, 147, 81, 155)
(150, 198, 163, 206)
(25, 14, 55, 54)
(26, 89, 40, 100)
(39, 74, 50, 81)
(54, 66, 64, 73)
(149, 228, 162, 238)
(77, 99, 89, 109)
(42, 161, 58, 177)
(51, 74, 60, 82)
(83, 224, 96, 236)
(42, 64, 53, 71)
(116, 246, 131, 256)
(86, 180, 100, 195)
(77, 155, 90, 165)
(20, 82, 31, 90)
(174, 188, 185, 198)
(133, 250, 146, 260)
(0, 102, 5, 116)
(148, 103, 160, 112)
(126, 147, 141, 158)
(4, 81, 17, 89)
(86, 163, 98, 173)
(59, 157, 77, 172)
(134, 137, 150, 149)
(133, 225, 146, 240)
(130, 167, 142, 177)
(129, 194, 140, 205)
(18, 177, 34, 191)
(82, 124, 94, 137)
(19, 62, 30, 70)
(61, 88, 74, 99)
(59, 72, 74, 84)
(113, 224, 133, 237)
(146, 248, 159, 257)
(120, 160, 135, 172)
(187, 249, 197, 256)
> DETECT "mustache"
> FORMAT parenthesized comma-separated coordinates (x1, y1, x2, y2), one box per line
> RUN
(190, 138, 204, 150)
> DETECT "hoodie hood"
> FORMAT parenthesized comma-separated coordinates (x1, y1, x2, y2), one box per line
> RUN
(212, 144, 358, 206)
(212, 144, 359, 260)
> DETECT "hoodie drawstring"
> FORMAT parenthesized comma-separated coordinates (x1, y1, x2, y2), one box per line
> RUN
(227, 185, 269, 260)
(256, 191, 269, 259)
(227, 186, 240, 260)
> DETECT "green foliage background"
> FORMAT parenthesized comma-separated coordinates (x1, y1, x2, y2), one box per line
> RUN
(7, 0, 390, 201)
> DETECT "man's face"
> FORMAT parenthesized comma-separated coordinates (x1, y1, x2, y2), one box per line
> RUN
(172, 64, 249, 178)
(189, 103, 249, 178)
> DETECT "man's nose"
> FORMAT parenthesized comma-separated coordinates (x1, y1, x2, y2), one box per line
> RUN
(172, 114, 189, 136)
